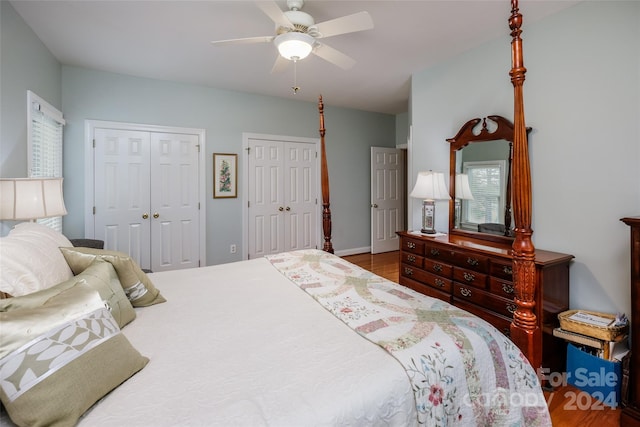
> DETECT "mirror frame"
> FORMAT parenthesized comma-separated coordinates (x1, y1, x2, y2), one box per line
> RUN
(447, 115, 530, 244)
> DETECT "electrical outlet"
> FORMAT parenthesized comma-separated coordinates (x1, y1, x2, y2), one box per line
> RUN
(230, 244, 237, 254)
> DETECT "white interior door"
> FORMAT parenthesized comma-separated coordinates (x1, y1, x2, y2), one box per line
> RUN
(371, 147, 405, 254)
(150, 132, 200, 272)
(92, 126, 201, 272)
(247, 136, 318, 259)
(94, 128, 151, 268)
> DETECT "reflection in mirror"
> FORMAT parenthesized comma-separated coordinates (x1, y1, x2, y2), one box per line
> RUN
(455, 141, 511, 235)
(447, 116, 529, 243)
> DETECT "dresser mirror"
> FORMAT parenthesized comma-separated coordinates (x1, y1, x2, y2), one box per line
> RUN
(447, 115, 530, 243)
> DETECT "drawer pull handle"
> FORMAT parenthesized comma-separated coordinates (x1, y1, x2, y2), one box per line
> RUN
(463, 272, 476, 282)
(433, 264, 443, 273)
(502, 283, 514, 294)
(407, 255, 416, 263)
(430, 248, 440, 256)
(404, 267, 414, 276)
(407, 242, 416, 249)
(506, 303, 517, 314)
(435, 278, 445, 288)
(503, 266, 513, 275)
(460, 287, 472, 297)
(467, 257, 479, 266)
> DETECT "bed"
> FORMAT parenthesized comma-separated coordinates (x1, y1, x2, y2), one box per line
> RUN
(1, 1, 549, 425)
(0, 223, 549, 426)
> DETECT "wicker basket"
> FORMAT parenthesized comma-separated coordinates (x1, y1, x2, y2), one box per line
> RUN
(558, 310, 628, 341)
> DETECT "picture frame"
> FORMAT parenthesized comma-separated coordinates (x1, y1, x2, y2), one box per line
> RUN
(213, 153, 237, 198)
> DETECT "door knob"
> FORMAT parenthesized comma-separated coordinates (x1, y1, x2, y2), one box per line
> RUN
(285, 206, 291, 211)
(371, 204, 378, 208)
(142, 213, 149, 219)
(279, 206, 284, 212)
(153, 213, 159, 219)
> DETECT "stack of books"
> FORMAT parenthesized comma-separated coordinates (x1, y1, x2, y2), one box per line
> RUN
(553, 310, 629, 362)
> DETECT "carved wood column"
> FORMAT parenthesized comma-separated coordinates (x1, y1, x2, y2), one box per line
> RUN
(508, 0, 542, 370)
(318, 96, 334, 253)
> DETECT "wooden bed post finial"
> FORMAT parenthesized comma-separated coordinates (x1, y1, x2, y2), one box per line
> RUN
(318, 95, 334, 253)
(508, 0, 541, 371)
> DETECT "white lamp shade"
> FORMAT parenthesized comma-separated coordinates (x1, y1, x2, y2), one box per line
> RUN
(0, 178, 67, 220)
(455, 174, 474, 200)
(409, 171, 451, 201)
(275, 32, 314, 60)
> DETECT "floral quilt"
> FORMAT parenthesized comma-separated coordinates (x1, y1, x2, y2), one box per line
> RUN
(267, 249, 551, 426)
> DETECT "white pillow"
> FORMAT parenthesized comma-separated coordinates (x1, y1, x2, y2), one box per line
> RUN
(0, 222, 74, 297)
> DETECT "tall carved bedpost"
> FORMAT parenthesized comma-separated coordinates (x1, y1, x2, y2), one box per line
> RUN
(508, 0, 541, 370)
(318, 96, 334, 253)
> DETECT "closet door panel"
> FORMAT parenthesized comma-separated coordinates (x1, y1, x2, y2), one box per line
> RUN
(284, 142, 316, 251)
(94, 128, 151, 269)
(150, 133, 200, 272)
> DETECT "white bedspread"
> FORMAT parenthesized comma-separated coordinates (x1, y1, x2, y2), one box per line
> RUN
(78, 256, 418, 426)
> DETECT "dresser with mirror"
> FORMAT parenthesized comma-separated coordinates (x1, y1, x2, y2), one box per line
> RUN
(399, 115, 574, 373)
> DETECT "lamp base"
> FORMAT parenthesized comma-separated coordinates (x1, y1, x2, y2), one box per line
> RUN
(420, 228, 437, 234)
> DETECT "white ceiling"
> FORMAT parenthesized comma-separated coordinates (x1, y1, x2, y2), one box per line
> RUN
(10, 0, 579, 115)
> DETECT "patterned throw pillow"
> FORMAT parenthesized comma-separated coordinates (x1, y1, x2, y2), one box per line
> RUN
(0, 258, 136, 328)
(60, 246, 166, 307)
(0, 285, 148, 427)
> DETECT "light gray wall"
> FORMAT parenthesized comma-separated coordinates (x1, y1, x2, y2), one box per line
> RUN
(0, 1, 62, 235)
(60, 68, 395, 264)
(0, 1, 61, 178)
(410, 1, 640, 316)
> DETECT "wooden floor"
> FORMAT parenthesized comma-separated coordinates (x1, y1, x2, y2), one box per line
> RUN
(342, 251, 621, 427)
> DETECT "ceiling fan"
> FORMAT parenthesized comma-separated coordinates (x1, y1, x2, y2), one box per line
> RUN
(211, 0, 374, 72)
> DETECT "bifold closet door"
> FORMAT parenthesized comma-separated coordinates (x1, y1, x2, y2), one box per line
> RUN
(93, 128, 200, 272)
(247, 138, 317, 259)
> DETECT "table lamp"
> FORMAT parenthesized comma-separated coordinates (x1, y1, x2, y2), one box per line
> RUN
(409, 171, 450, 234)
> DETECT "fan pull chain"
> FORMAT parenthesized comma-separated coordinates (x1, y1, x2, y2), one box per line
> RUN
(292, 58, 300, 94)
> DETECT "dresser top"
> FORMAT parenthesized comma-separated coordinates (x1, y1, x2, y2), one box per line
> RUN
(397, 231, 574, 265)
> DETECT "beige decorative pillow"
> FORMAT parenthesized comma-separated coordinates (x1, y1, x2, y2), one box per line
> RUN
(60, 246, 166, 307)
(0, 285, 149, 427)
(0, 258, 136, 328)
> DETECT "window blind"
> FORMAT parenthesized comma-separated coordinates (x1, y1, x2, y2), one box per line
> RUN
(462, 161, 506, 227)
(27, 91, 65, 232)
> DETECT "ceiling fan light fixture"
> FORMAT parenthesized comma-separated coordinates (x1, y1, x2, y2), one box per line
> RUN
(275, 32, 314, 61)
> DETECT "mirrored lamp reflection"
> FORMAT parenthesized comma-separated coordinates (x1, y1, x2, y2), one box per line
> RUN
(454, 174, 474, 228)
(409, 171, 450, 234)
(0, 177, 67, 221)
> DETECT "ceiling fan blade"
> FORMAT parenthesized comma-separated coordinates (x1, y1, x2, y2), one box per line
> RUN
(311, 11, 374, 39)
(312, 43, 356, 70)
(271, 55, 290, 74)
(255, 1, 293, 30)
(211, 36, 274, 46)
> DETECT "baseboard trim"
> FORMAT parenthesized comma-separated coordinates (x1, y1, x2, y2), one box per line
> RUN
(334, 246, 371, 257)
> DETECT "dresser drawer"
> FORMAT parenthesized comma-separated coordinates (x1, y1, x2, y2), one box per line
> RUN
(402, 237, 425, 255)
(453, 267, 487, 289)
(490, 260, 514, 281)
(452, 251, 490, 273)
(400, 276, 452, 303)
(401, 263, 451, 290)
(401, 252, 424, 268)
(423, 259, 453, 278)
(453, 284, 518, 318)
(424, 243, 454, 262)
(489, 277, 516, 298)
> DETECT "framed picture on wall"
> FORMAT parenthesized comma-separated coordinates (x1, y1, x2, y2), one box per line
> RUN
(213, 153, 237, 198)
